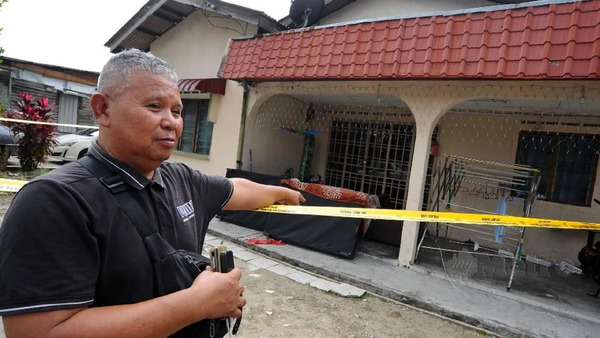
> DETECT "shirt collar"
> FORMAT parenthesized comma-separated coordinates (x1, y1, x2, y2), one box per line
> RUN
(88, 141, 166, 190)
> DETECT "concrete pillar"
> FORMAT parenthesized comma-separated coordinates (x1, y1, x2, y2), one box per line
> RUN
(398, 104, 449, 267)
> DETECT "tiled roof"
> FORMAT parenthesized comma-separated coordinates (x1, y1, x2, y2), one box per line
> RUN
(221, 0, 600, 81)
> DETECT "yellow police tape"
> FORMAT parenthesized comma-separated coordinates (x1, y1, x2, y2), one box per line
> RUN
(256, 205, 600, 231)
(0, 178, 27, 193)
(3, 178, 599, 231)
(0, 117, 99, 130)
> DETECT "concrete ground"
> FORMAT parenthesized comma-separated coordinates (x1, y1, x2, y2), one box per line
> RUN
(208, 217, 600, 338)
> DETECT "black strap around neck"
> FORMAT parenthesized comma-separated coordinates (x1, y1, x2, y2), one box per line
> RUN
(78, 155, 190, 301)
(78, 155, 156, 238)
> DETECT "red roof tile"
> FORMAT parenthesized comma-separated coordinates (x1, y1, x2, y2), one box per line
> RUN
(221, 0, 600, 81)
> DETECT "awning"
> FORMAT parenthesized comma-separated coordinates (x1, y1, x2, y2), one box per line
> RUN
(177, 78, 226, 95)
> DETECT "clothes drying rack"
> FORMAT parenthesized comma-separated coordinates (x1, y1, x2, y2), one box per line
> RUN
(418, 155, 540, 291)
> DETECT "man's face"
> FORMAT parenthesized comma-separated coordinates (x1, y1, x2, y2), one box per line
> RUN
(103, 70, 183, 173)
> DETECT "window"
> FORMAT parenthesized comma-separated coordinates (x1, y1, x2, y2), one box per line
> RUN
(515, 131, 599, 206)
(178, 99, 213, 155)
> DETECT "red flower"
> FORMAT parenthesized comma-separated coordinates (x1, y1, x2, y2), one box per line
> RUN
(20, 92, 33, 103)
(38, 97, 49, 109)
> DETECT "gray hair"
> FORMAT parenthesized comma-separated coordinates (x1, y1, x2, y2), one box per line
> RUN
(97, 49, 179, 96)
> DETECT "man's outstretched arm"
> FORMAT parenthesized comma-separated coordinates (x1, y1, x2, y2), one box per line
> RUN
(223, 178, 306, 210)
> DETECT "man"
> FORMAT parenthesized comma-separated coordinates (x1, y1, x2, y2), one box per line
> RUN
(0, 49, 305, 337)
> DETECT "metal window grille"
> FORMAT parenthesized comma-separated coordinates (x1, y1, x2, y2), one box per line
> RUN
(325, 120, 435, 210)
(516, 131, 600, 206)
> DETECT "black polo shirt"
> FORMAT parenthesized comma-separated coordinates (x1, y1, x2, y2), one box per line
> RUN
(0, 142, 233, 315)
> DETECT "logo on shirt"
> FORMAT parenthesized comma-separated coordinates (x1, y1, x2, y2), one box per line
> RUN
(176, 200, 195, 222)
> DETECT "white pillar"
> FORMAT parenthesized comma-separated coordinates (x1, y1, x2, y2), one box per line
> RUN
(398, 104, 448, 267)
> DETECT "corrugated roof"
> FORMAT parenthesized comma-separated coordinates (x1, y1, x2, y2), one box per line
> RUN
(221, 0, 600, 81)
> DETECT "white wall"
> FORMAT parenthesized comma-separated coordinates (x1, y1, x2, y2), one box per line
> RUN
(241, 94, 307, 177)
(312, 132, 329, 180)
(320, 0, 499, 25)
(152, 10, 256, 78)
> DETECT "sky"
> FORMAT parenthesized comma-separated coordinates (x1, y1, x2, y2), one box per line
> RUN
(0, 0, 290, 72)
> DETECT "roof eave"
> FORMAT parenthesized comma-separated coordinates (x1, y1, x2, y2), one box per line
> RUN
(258, 15, 288, 32)
(105, 0, 286, 53)
(279, 0, 561, 30)
(105, 0, 169, 53)
(285, 0, 584, 35)
(2, 56, 100, 76)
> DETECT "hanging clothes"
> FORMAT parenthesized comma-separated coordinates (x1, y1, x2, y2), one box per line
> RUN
(494, 195, 507, 243)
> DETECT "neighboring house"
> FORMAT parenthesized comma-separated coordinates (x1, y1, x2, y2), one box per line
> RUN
(219, 0, 600, 266)
(0, 56, 99, 133)
(105, 0, 286, 176)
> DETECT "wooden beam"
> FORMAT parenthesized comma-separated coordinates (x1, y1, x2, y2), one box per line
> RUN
(136, 26, 161, 37)
(160, 4, 187, 18)
(152, 11, 183, 24)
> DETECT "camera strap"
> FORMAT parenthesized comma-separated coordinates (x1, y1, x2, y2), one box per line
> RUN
(78, 156, 187, 267)
(78, 155, 156, 238)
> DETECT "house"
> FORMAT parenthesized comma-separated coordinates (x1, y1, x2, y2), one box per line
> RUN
(219, 0, 600, 268)
(107, 0, 600, 268)
(104, 0, 286, 176)
(103, 0, 513, 175)
(0, 56, 99, 133)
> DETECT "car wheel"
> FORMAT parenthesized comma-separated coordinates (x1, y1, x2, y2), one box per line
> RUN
(77, 149, 88, 159)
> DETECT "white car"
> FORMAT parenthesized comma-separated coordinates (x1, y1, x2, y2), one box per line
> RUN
(51, 128, 98, 162)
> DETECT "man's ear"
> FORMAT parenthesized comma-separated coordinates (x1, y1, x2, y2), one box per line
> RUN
(90, 93, 111, 127)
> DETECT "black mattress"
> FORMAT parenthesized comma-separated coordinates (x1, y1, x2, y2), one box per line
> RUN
(217, 169, 281, 231)
(263, 192, 363, 259)
(218, 169, 364, 258)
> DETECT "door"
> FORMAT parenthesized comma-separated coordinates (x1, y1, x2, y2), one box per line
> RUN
(326, 121, 417, 209)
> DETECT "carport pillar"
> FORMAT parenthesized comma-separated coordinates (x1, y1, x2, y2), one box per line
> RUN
(398, 104, 447, 267)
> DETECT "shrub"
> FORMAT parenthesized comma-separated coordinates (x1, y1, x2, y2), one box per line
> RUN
(2, 92, 57, 171)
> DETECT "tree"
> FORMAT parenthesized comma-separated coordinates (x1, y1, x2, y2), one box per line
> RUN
(2, 92, 56, 171)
